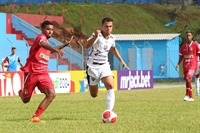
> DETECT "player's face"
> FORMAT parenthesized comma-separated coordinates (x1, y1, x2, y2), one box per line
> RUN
(186, 33, 193, 42)
(42, 25, 54, 38)
(11, 49, 16, 55)
(102, 21, 113, 36)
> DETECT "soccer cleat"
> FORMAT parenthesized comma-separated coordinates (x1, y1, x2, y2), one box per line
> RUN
(187, 98, 194, 101)
(30, 117, 45, 123)
(196, 93, 199, 96)
(183, 95, 189, 101)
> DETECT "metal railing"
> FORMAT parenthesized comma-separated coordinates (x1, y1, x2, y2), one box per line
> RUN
(18, 20, 83, 70)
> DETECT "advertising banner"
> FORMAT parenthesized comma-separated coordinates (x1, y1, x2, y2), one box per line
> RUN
(69, 71, 85, 93)
(35, 72, 73, 94)
(0, 72, 24, 96)
(118, 70, 153, 90)
(71, 71, 118, 92)
(0, 71, 73, 96)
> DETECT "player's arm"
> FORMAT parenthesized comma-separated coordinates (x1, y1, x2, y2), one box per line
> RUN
(1, 61, 4, 72)
(18, 57, 23, 67)
(176, 55, 183, 70)
(110, 47, 130, 70)
(40, 41, 65, 57)
(1, 57, 8, 72)
(54, 36, 74, 50)
(40, 41, 58, 52)
(85, 29, 100, 48)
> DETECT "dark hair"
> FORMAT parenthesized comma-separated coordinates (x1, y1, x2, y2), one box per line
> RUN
(11, 47, 16, 50)
(41, 21, 53, 28)
(185, 30, 192, 34)
(102, 17, 113, 24)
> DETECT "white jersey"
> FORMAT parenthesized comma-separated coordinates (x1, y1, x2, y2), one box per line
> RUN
(86, 32, 116, 67)
(196, 41, 200, 62)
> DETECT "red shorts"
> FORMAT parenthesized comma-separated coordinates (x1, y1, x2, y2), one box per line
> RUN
(184, 69, 195, 80)
(22, 73, 54, 98)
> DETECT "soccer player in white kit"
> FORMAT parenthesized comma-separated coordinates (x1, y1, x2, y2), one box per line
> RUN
(194, 32, 200, 96)
(85, 17, 129, 110)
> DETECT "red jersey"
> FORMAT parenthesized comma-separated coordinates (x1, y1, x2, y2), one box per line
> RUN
(21, 34, 51, 74)
(180, 41, 200, 71)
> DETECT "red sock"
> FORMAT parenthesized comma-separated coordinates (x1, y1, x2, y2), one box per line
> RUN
(33, 106, 45, 117)
(186, 82, 193, 98)
(186, 82, 189, 96)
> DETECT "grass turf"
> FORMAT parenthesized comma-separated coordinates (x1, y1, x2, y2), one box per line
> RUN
(0, 86, 200, 133)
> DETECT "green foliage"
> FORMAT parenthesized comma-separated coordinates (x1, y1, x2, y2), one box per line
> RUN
(0, 3, 200, 43)
(6, 0, 10, 6)
(0, 87, 200, 133)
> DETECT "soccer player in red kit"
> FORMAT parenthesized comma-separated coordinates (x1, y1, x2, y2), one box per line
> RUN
(18, 21, 74, 122)
(176, 30, 200, 101)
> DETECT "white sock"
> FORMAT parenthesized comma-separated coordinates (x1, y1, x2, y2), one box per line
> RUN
(195, 78, 199, 94)
(106, 89, 115, 110)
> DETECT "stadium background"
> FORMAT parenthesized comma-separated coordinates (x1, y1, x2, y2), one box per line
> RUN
(0, 0, 200, 96)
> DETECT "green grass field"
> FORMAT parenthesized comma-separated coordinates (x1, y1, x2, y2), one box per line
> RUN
(0, 86, 200, 133)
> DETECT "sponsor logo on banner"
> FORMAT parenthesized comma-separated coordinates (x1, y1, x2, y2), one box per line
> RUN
(118, 70, 153, 90)
(35, 72, 70, 94)
(0, 72, 24, 96)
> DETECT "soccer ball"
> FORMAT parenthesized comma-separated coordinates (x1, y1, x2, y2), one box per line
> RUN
(102, 109, 117, 123)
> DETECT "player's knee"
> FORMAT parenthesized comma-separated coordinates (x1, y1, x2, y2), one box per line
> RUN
(47, 92, 56, 100)
(90, 93, 98, 98)
(21, 98, 30, 104)
(106, 84, 114, 90)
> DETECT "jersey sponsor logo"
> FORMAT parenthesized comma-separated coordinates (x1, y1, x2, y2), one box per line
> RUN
(185, 59, 191, 62)
(39, 52, 50, 61)
(184, 55, 193, 58)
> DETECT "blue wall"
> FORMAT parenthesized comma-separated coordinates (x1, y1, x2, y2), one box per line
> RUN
(11, 14, 83, 69)
(0, 13, 27, 71)
(115, 36, 180, 78)
(0, 13, 83, 71)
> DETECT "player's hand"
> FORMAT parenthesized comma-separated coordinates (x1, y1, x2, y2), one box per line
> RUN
(94, 28, 101, 37)
(121, 61, 130, 70)
(175, 65, 179, 70)
(65, 36, 74, 46)
(56, 49, 66, 57)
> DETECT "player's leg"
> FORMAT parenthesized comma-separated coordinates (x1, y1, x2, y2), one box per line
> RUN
(18, 73, 36, 103)
(195, 72, 200, 96)
(86, 66, 99, 97)
(184, 70, 194, 101)
(101, 75, 115, 110)
(88, 84, 99, 98)
(86, 74, 99, 97)
(31, 74, 55, 122)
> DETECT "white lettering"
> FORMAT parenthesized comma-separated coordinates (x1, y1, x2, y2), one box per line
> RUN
(5, 76, 13, 96)
(13, 73, 21, 95)
(120, 71, 151, 90)
(0, 73, 5, 96)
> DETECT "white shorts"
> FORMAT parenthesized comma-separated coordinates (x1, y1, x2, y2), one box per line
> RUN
(195, 62, 200, 75)
(86, 63, 113, 85)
